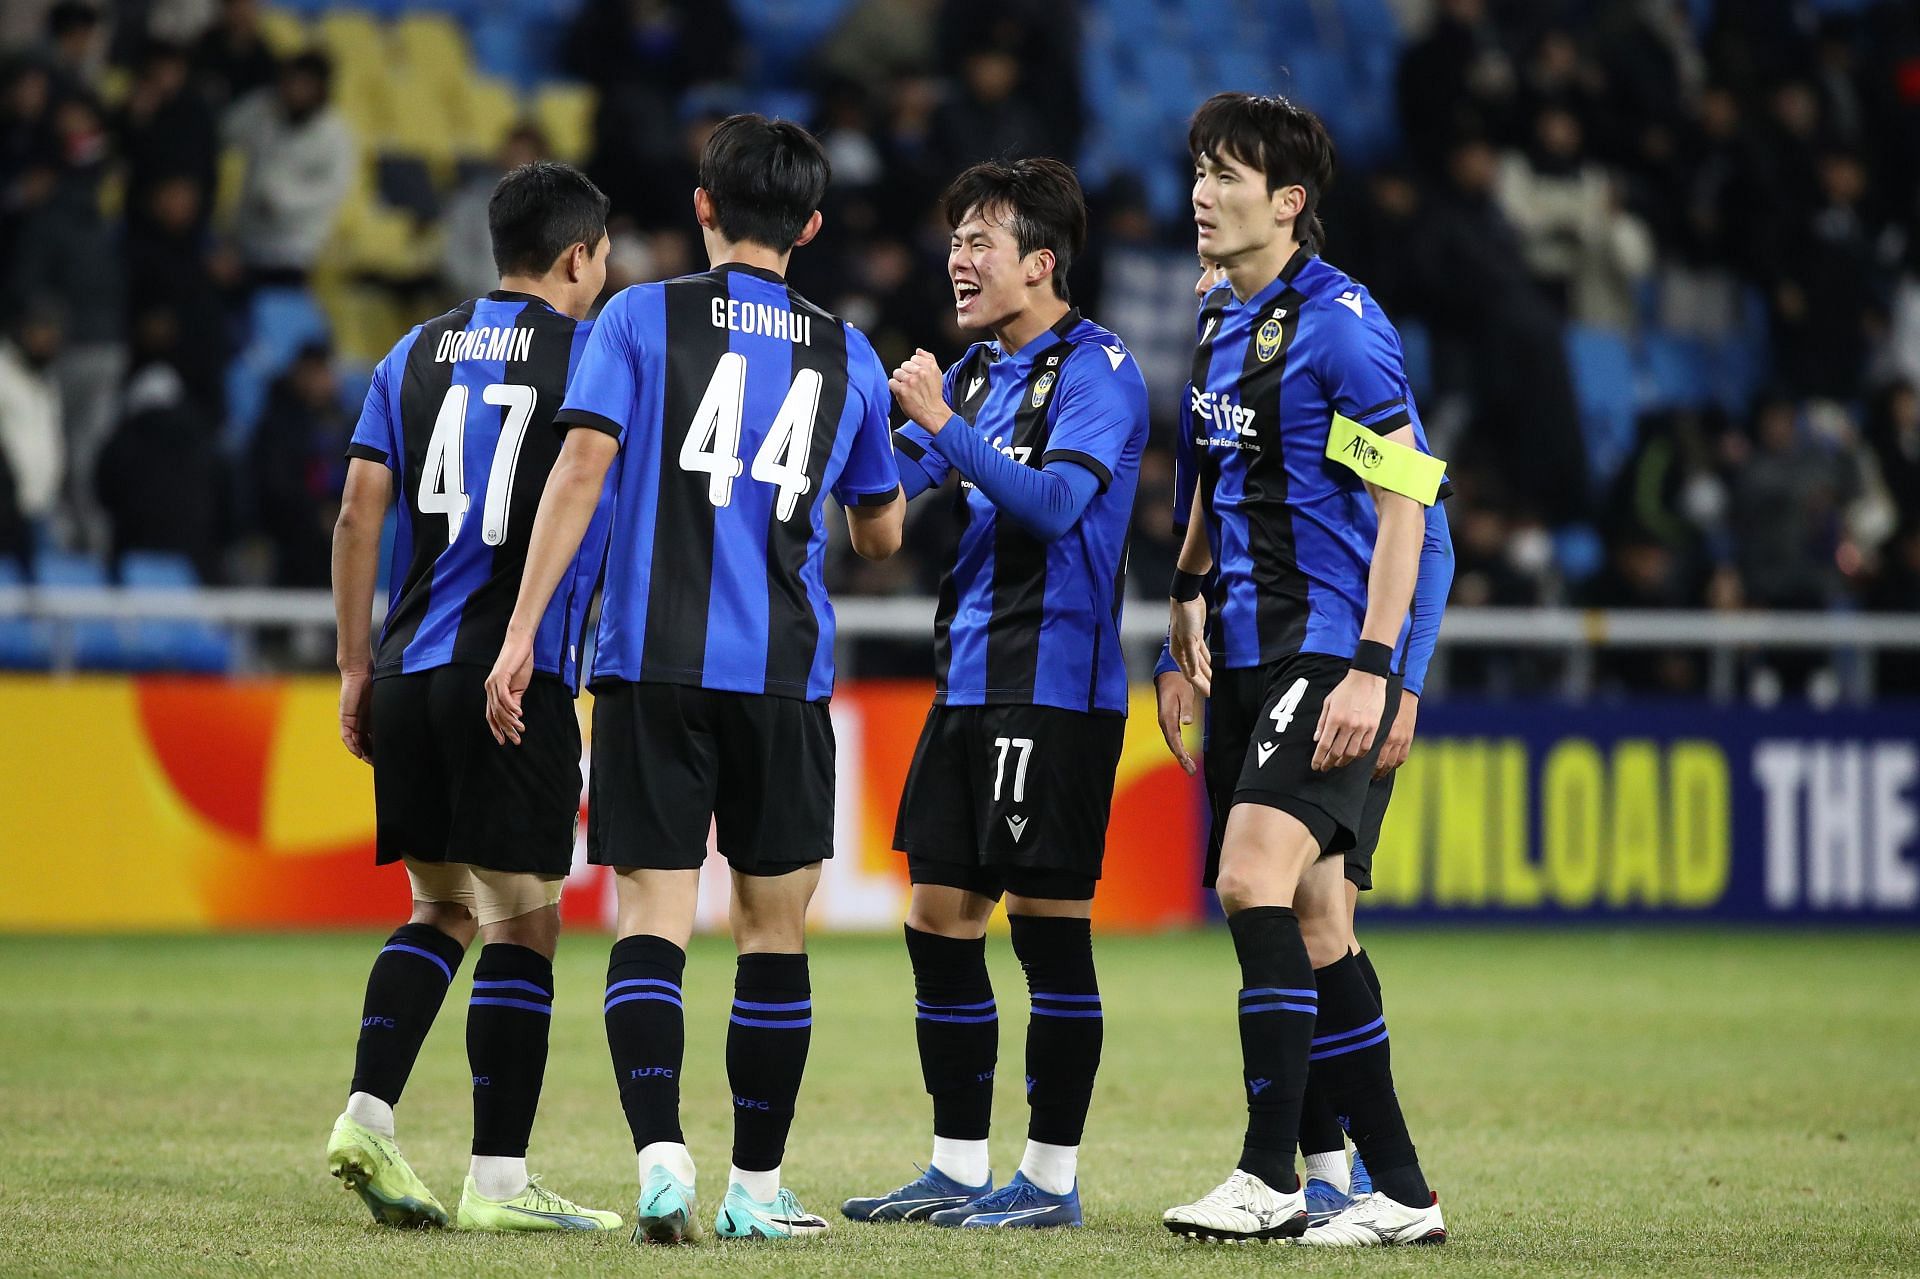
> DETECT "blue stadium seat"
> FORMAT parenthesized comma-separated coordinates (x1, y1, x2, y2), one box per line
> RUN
(0, 556, 52, 670)
(1552, 523, 1606, 585)
(1398, 318, 1433, 403)
(1565, 325, 1640, 486)
(1639, 330, 1711, 409)
(731, 0, 854, 86)
(116, 554, 235, 673)
(30, 550, 126, 669)
(227, 288, 331, 452)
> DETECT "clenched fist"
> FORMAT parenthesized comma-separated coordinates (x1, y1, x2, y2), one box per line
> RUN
(889, 349, 954, 434)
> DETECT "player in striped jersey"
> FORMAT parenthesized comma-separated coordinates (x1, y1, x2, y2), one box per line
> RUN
(326, 161, 620, 1234)
(1157, 94, 1449, 1247)
(483, 115, 905, 1244)
(841, 159, 1148, 1230)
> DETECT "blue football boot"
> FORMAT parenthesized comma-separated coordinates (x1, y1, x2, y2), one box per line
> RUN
(1305, 1176, 1354, 1227)
(928, 1171, 1082, 1229)
(841, 1165, 992, 1223)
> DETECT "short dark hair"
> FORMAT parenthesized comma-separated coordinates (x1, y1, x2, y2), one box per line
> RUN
(281, 49, 333, 85)
(697, 113, 831, 251)
(488, 160, 610, 277)
(1188, 92, 1337, 253)
(941, 157, 1088, 302)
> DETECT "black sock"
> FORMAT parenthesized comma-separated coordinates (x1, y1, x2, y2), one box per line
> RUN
(727, 952, 811, 1173)
(604, 934, 687, 1150)
(1355, 947, 1382, 1008)
(1010, 914, 1102, 1148)
(467, 943, 553, 1158)
(1297, 1085, 1347, 1161)
(1228, 906, 1315, 1192)
(905, 925, 997, 1143)
(350, 923, 466, 1106)
(1310, 953, 1429, 1208)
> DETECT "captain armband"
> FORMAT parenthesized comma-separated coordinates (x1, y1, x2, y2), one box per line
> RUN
(1324, 413, 1447, 506)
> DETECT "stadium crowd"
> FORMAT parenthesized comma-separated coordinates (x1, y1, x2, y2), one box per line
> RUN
(0, 0, 1915, 694)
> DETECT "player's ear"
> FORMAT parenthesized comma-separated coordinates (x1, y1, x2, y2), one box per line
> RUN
(1272, 183, 1304, 229)
(692, 187, 716, 231)
(1026, 246, 1055, 290)
(791, 209, 824, 249)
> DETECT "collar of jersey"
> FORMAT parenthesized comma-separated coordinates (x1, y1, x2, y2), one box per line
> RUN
(1223, 246, 1314, 314)
(712, 261, 788, 285)
(485, 289, 560, 313)
(989, 306, 1083, 368)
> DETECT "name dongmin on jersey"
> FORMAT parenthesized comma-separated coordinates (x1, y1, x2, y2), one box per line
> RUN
(711, 298, 813, 346)
(434, 326, 537, 363)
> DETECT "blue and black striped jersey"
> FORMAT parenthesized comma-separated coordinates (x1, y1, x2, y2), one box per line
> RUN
(1183, 248, 1442, 670)
(896, 309, 1149, 715)
(553, 262, 900, 702)
(348, 291, 612, 691)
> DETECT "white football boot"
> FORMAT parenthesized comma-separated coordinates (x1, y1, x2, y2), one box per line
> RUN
(1162, 1168, 1308, 1243)
(1297, 1190, 1446, 1246)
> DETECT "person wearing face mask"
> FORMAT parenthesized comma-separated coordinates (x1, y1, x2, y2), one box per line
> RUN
(843, 156, 1149, 1232)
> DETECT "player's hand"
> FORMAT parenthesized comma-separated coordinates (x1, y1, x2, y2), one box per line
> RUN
(889, 349, 953, 433)
(483, 631, 534, 746)
(1155, 670, 1199, 776)
(338, 667, 375, 763)
(1313, 669, 1386, 773)
(1168, 597, 1211, 696)
(1373, 689, 1419, 778)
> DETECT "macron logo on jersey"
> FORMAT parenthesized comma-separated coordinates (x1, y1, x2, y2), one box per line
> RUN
(1335, 290, 1364, 318)
(967, 375, 985, 399)
(1103, 346, 1126, 370)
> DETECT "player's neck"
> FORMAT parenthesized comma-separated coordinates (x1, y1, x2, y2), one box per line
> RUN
(1222, 235, 1303, 303)
(993, 294, 1071, 355)
(707, 241, 792, 279)
(495, 274, 586, 320)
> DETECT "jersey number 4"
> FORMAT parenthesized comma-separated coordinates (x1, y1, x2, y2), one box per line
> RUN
(417, 383, 537, 546)
(679, 352, 823, 522)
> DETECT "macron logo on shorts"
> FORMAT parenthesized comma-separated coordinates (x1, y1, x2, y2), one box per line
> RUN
(1256, 741, 1277, 767)
(1006, 814, 1029, 842)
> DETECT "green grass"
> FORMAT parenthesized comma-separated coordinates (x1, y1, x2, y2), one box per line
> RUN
(1, 930, 1917, 1276)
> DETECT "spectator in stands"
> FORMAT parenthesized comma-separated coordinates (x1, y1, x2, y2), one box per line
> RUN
(1395, 0, 1517, 171)
(0, 59, 55, 267)
(119, 40, 217, 236)
(222, 50, 354, 287)
(41, 2, 107, 99)
(0, 303, 64, 558)
(1495, 104, 1654, 330)
(1773, 149, 1889, 401)
(936, 0, 1082, 160)
(127, 171, 232, 420)
(192, 0, 277, 110)
(814, 0, 938, 85)
(9, 90, 124, 551)
(246, 341, 347, 588)
(1866, 379, 1920, 526)
(95, 361, 226, 582)
(1729, 396, 1850, 611)
(932, 40, 1046, 171)
(440, 124, 549, 303)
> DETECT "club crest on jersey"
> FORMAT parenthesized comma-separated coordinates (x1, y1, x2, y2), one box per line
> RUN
(1031, 370, 1056, 408)
(1256, 317, 1284, 363)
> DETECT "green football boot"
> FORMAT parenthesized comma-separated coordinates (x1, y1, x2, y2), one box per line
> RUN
(632, 1163, 698, 1245)
(713, 1182, 829, 1240)
(454, 1174, 623, 1232)
(325, 1112, 448, 1229)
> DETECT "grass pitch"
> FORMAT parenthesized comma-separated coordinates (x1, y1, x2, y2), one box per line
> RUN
(1, 929, 1916, 1277)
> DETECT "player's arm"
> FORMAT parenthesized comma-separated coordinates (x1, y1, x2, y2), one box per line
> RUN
(845, 491, 905, 559)
(1375, 500, 1455, 777)
(888, 348, 1099, 542)
(838, 340, 907, 559)
(484, 428, 618, 744)
(332, 457, 391, 763)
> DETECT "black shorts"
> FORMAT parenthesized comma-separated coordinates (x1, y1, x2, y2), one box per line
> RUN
(893, 703, 1124, 891)
(1201, 652, 1401, 887)
(587, 680, 834, 876)
(372, 666, 581, 876)
(1346, 772, 1396, 891)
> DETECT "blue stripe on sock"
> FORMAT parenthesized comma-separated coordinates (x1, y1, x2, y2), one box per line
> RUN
(1240, 1000, 1319, 1015)
(916, 1010, 998, 1023)
(604, 991, 684, 1013)
(732, 998, 811, 1012)
(729, 1014, 812, 1029)
(379, 942, 452, 983)
(1032, 992, 1103, 1002)
(915, 998, 996, 1011)
(473, 978, 550, 998)
(1030, 1007, 1104, 1019)
(1311, 1014, 1386, 1048)
(606, 977, 681, 997)
(469, 996, 553, 1015)
(1240, 987, 1316, 1001)
(1308, 1028, 1389, 1061)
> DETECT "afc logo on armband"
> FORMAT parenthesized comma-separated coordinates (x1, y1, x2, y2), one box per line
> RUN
(1341, 433, 1384, 471)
